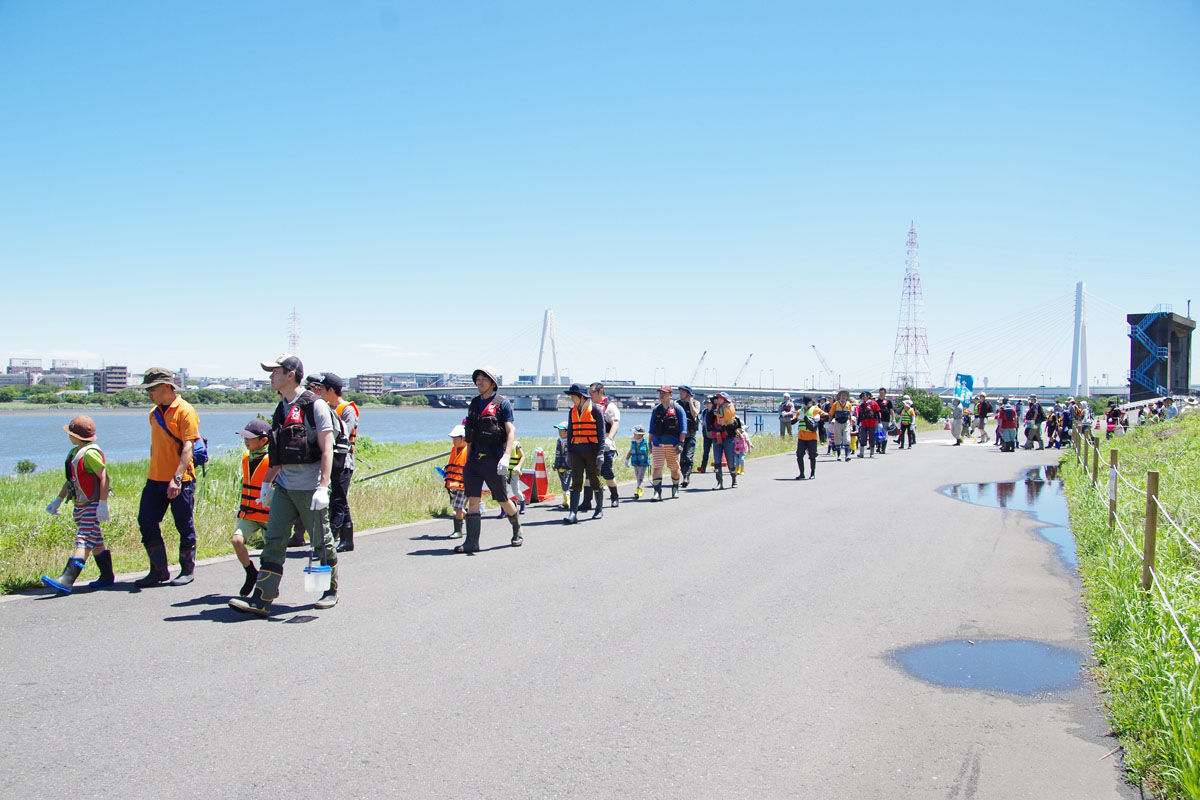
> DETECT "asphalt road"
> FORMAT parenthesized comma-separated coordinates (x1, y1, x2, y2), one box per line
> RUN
(0, 430, 1137, 799)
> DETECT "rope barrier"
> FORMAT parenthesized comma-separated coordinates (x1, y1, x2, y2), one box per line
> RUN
(1150, 495, 1200, 556)
(1148, 566, 1200, 667)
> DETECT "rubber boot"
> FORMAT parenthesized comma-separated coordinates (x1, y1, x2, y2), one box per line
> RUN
(89, 550, 115, 588)
(239, 562, 258, 597)
(228, 560, 281, 617)
(315, 562, 338, 609)
(579, 488, 593, 512)
(336, 522, 354, 552)
(42, 557, 86, 595)
(449, 517, 464, 538)
(730, 471, 738, 488)
(564, 492, 580, 524)
(462, 514, 482, 551)
(508, 512, 523, 545)
(609, 486, 619, 508)
(560, 494, 569, 509)
(134, 544, 170, 587)
(170, 547, 195, 586)
(715, 468, 724, 489)
(651, 480, 663, 502)
(590, 491, 604, 520)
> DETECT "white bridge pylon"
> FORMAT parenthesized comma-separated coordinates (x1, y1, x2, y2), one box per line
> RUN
(534, 309, 560, 387)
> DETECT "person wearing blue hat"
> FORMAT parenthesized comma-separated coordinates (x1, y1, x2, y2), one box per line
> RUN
(564, 383, 606, 524)
(677, 385, 701, 488)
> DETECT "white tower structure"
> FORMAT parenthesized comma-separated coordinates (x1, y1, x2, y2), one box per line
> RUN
(288, 308, 300, 354)
(1069, 281, 1089, 397)
(534, 309, 561, 386)
(889, 223, 932, 389)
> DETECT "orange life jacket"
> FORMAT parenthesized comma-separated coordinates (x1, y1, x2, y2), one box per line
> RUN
(445, 444, 467, 490)
(570, 401, 599, 445)
(333, 401, 360, 452)
(239, 451, 271, 522)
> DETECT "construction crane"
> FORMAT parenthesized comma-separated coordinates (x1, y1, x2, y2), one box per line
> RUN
(811, 345, 838, 389)
(690, 350, 707, 385)
(941, 351, 956, 389)
(732, 353, 753, 387)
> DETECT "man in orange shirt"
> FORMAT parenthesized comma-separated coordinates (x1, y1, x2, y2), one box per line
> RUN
(135, 367, 201, 587)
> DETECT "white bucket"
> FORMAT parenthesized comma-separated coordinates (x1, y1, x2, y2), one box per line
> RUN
(303, 564, 332, 593)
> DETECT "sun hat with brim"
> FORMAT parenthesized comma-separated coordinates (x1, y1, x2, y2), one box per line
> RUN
(449, 424, 466, 438)
(64, 414, 97, 441)
(903, 399, 913, 407)
(137, 367, 176, 389)
(472, 367, 500, 388)
(631, 424, 647, 435)
(679, 385, 693, 395)
(564, 383, 588, 397)
(261, 354, 303, 374)
(236, 419, 271, 439)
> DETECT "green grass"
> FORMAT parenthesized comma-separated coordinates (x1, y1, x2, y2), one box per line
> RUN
(0, 430, 798, 594)
(1062, 413, 1200, 799)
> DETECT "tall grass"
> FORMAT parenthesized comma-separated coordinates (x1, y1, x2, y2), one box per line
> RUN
(1063, 413, 1200, 799)
(0, 430, 798, 593)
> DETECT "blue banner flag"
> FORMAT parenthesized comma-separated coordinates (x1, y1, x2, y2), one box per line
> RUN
(955, 373, 974, 404)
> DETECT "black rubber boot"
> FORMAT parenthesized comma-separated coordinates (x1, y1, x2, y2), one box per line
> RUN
(579, 488, 593, 512)
(89, 550, 115, 588)
(564, 491, 580, 524)
(336, 522, 354, 552)
(590, 491, 604, 520)
(42, 557, 86, 595)
(715, 468, 724, 489)
(239, 562, 258, 597)
(508, 513, 523, 546)
(228, 586, 272, 617)
(134, 544, 170, 587)
(315, 563, 338, 609)
(170, 548, 195, 586)
(651, 480, 663, 502)
(671, 481, 680, 498)
(462, 514, 482, 551)
(609, 486, 619, 508)
(731, 471, 738, 488)
(449, 517, 464, 538)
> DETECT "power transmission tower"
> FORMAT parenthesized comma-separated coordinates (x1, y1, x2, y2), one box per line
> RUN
(288, 308, 300, 354)
(889, 223, 932, 390)
(534, 309, 560, 386)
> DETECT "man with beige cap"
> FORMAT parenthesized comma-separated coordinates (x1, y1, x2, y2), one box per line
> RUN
(135, 367, 201, 587)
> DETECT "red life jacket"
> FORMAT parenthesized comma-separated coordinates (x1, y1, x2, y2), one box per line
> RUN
(65, 444, 103, 504)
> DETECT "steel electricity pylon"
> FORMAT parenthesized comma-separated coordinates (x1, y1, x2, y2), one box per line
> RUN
(889, 223, 932, 390)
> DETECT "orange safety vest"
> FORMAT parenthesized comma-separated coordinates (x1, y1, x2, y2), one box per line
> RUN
(239, 452, 271, 522)
(333, 401, 360, 452)
(570, 402, 599, 445)
(445, 444, 467, 490)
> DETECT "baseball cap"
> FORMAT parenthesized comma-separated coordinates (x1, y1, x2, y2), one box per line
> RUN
(554, 421, 568, 430)
(64, 414, 97, 441)
(236, 419, 271, 439)
(261, 353, 303, 374)
(318, 372, 343, 392)
(137, 367, 175, 389)
(658, 385, 672, 393)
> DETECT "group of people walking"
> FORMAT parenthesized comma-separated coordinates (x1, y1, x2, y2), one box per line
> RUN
(779, 388, 921, 480)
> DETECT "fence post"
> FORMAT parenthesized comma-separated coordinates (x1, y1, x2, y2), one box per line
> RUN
(1091, 436, 1100, 486)
(1142, 471, 1160, 591)
(1108, 449, 1118, 530)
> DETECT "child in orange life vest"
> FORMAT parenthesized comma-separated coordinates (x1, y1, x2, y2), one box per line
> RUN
(443, 425, 469, 537)
(42, 415, 112, 594)
(231, 419, 272, 596)
(553, 422, 570, 508)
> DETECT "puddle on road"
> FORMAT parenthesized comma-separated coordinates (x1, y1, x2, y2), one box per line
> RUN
(940, 464, 1076, 568)
(892, 639, 1082, 695)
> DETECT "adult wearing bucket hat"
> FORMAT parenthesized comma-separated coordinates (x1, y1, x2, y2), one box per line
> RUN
(648, 385, 689, 499)
(677, 385, 701, 487)
(230, 354, 339, 616)
(134, 367, 202, 587)
(563, 383, 606, 523)
(456, 366, 522, 551)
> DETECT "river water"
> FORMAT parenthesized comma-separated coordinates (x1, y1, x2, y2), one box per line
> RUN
(0, 406, 666, 475)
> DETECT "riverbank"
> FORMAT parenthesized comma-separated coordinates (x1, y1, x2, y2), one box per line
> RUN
(0, 433, 798, 594)
(1062, 413, 1200, 799)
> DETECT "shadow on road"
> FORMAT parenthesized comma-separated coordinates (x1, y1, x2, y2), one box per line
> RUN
(164, 601, 318, 623)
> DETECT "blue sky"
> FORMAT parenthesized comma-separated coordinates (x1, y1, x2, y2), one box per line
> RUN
(1, 1, 1197, 391)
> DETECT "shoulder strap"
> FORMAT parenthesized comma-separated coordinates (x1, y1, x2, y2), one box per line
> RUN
(153, 408, 184, 452)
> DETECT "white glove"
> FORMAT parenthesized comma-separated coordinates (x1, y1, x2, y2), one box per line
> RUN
(46, 497, 62, 515)
(310, 485, 330, 511)
(96, 501, 109, 522)
(259, 482, 274, 508)
(497, 460, 508, 477)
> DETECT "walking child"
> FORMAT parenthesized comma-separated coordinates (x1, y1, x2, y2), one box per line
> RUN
(733, 428, 753, 474)
(624, 425, 650, 498)
(505, 440, 526, 515)
(41, 415, 113, 594)
(553, 421, 570, 508)
(230, 419, 271, 596)
(444, 425, 469, 537)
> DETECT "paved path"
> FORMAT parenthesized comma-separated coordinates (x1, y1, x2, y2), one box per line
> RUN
(1, 431, 1135, 799)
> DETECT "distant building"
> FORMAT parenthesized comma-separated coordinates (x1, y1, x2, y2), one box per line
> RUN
(351, 374, 385, 397)
(0, 372, 31, 386)
(94, 365, 129, 395)
(7, 358, 42, 375)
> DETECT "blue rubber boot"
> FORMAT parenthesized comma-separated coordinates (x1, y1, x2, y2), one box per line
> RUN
(42, 557, 86, 595)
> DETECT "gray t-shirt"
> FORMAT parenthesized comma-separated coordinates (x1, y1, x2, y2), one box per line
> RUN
(275, 390, 334, 491)
(336, 402, 359, 472)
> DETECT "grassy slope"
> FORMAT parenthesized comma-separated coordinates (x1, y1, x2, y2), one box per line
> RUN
(1062, 413, 1200, 799)
(0, 432, 798, 594)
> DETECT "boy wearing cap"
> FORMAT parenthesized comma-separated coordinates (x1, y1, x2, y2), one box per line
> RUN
(624, 425, 650, 498)
(230, 419, 271, 596)
(41, 415, 114, 594)
(229, 354, 339, 616)
(443, 425, 469, 538)
(309, 372, 359, 552)
(458, 366, 522, 552)
(649, 386, 690, 497)
(553, 421, 570, 508)
(135, 367, 201, 587)
(564, 383, 607, 523)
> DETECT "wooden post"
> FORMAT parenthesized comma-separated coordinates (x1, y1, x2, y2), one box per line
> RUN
(1108, 450, 1118, 530)
(1091, 436, 1100, 486)
(1142, 471, 1160, 591)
